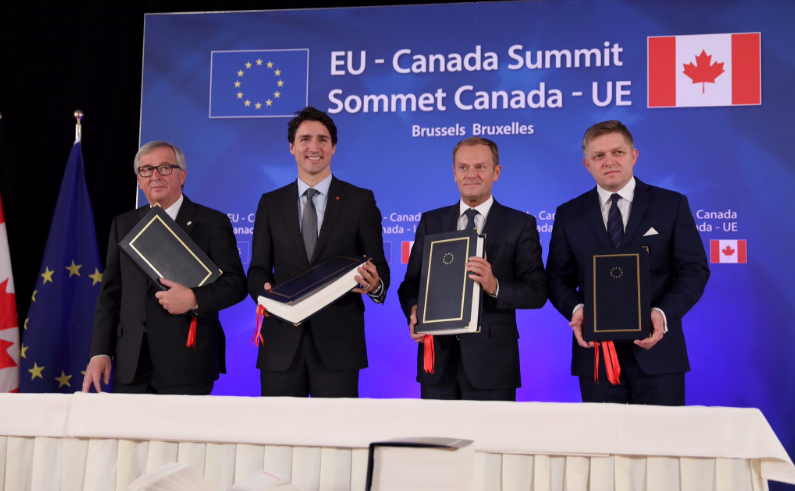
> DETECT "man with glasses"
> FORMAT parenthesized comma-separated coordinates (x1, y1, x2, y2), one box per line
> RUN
(83, 141, 247, 395)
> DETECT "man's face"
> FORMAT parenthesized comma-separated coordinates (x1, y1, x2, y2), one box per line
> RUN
(291, 120, 335, 182)
(583, 132, 638, 192)
(453, 144, 501, 206)
(136, 146, 186, 208)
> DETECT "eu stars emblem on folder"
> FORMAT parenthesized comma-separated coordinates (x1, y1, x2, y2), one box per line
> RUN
(583, 247, 651, 342)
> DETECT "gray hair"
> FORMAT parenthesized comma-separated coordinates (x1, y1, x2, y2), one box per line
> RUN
(133, 141, 187, 173)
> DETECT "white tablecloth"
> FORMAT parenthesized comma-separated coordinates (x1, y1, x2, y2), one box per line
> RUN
(0, 393, 793, 490)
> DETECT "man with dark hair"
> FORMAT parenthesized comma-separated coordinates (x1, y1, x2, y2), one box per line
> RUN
(83, 141, 247, 395)
(547, 121, 709, 406)
(397, 136, 546, 401)
(248, 106, 389, 398)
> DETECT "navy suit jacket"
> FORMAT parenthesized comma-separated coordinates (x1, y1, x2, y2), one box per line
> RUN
(398, 200, 547, 390)
(247, 176, 390, 372)
(90, 195, 248, 386)
(546, 178, 710, 378)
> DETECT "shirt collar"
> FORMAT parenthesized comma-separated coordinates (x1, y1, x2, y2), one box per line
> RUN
(297, 173, 333, 197)
(156, 193, 183, 222)
(596, 177, 636, 206)
(459, 195, 494, 219)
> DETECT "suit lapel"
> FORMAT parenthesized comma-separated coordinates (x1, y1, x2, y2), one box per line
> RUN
(443, 203, 459, 233)
(174, 194, 197, 237)
(622, 178, 651, 246)
(281, 181, 307, 263)
(584, 188, 613, 249)
(482, 199, 507, 253)
(313, 176, 345, 263)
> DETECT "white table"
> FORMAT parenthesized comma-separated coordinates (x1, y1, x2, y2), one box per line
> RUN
(1, 393, 793, 490)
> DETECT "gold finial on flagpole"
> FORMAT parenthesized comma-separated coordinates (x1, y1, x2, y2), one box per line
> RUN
(74, 110, 84, 142)
(0, 112, 3, 121)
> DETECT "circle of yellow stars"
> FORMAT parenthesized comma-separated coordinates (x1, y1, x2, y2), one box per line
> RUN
(234, 58, 285, 110)
(24, 260, 103, 387)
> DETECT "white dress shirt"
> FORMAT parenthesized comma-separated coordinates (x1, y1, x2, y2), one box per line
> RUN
(458, 195, 499, 298)
(297, 173, 332, 236)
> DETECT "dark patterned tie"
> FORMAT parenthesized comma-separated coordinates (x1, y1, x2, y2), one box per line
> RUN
(302, 188, 319, 260)
(464, 208, 479, 231)
(607, 193, 624, 247)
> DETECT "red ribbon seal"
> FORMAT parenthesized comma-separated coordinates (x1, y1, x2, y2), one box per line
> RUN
(249, 305, 267, 347)
(186, 316, 197, 349)
(593, 340, 621, 385)
(423, 335, 435, 374)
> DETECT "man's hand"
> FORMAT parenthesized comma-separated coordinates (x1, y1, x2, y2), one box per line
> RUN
(82, 356, 112, 393)
(352, 260, 380, 294)
(570, 307, 594, 349)
(259, 283, 272, 317)
(635, 309, 665, 349)
(409, 304, 425, 343)
(155, 278, 198, 315)
(466, 254, 498, 295)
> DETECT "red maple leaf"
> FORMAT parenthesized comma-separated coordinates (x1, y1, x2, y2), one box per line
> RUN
(683, 50, 725, 94)
(0, 279, 18, 331)
(0, 338, 16, 370)
(722, 245, 735, 256)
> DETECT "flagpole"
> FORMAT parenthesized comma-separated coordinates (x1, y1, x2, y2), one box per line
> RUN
(74, 110, 84, 142)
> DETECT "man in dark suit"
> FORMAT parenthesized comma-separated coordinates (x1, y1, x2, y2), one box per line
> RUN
(547, 121, 710, 406)
(83, 141, 247, 395)
(248, 107, 389, 398)
(398, 137, 547, 401)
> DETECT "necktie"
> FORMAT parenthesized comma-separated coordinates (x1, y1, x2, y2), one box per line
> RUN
(607, 193, 624, 247)
(302, 188, 318, 260)
(464, 208, 479, 231)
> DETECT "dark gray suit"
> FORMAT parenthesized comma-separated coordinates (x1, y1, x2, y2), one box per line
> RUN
(90, 195, 247, 390)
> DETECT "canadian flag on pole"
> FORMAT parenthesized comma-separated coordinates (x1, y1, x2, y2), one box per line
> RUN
(648, 33, 761, 108)
(710, 239, 747, 264)
(0, 190, 20, 393)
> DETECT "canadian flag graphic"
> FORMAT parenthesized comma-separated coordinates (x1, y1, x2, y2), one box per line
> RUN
(401, 241, 414, 264)
(648, 33, 760, 107)
(710, 240, 747, 264)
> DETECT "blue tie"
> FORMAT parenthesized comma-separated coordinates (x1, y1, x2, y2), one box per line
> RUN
(607, 193, 624, 248)
(464, 208, 479, 231)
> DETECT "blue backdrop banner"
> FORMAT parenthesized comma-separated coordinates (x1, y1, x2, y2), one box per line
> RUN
(138, 0, 795, 463)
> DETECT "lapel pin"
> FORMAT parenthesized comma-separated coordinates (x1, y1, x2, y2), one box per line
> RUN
(187, 221, 192, 226)
(336, 196, 340, 200)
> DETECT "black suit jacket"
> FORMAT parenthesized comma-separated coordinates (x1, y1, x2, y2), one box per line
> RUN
(398, 200, 547, 390)
(247, 176, 390, 372)
(89, 195, 247, 387)
(546, 178, 710, 377)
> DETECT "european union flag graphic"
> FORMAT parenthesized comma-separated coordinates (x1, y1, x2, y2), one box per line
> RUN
(210, 49, 309, 118)
(19, 141, 102, 393)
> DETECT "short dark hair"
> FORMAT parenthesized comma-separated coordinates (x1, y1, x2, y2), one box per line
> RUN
(452, 136, 500, 167)
(287, 107, 338, 146)
(582, 120, 634, 155)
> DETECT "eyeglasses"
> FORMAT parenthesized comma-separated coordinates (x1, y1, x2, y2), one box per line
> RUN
(137, 164, 182, 177)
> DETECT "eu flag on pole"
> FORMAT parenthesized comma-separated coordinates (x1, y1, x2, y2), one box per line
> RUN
(19, 141, 102, 393)
(210, 49, 309, 118)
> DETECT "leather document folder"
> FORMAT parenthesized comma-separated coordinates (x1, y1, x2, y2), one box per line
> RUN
(416, 229, 485, 336)
(118, 205, 222, 290)
(583, 247, 651, 342)
(257, 255, 369, 325)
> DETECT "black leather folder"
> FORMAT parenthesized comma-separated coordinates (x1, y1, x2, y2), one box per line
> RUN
(118, 205, 222, 290)
(583, 247, 651, 341)
(416, 229, 484, 335)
